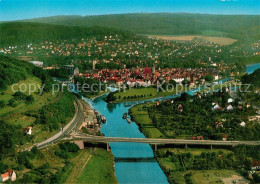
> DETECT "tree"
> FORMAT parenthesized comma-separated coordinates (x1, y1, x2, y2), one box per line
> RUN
(169, 80, 177, 88)
(205, 75, 214, 82)
(0, 100, 6, 108)
(26, 95, 35, 104)
(8, 98, 16, 107)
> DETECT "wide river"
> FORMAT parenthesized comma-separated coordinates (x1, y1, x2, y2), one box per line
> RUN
(83, 63, 260, 184)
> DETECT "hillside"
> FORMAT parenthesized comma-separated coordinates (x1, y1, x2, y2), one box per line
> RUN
(22, 13, 260, 40)
(0, 55, 52, 91)
(0, 22, 134, 46)
(242, 68, 260, 87)
(0, 55, 75, 145)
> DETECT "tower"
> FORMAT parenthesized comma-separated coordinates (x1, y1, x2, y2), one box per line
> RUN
(92, 60, 96, 70)
(152, 65, 156, 74)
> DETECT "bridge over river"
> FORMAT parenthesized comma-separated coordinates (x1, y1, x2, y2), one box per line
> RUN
(57, 132, 260, 151)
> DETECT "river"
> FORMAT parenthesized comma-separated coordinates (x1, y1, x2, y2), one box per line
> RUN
(246, 63, 260, 74)
(84, 96, 169, 184)
(82, 63, 260, 184)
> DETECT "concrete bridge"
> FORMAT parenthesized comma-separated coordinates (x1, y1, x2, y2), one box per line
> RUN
(61, 132, 260, 151)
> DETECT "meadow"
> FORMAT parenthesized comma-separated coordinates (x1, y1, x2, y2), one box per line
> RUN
(149, 35, 237, 45)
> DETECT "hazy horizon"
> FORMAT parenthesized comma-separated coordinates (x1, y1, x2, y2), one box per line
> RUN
(0, 0, 259, 21)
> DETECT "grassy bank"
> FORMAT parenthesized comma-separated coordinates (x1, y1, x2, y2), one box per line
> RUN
(112, 85, 192, 103)
(65, 148, 117, 184)
(129, 103, 165, 138)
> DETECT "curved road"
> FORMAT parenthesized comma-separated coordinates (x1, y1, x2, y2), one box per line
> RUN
(37, 96, 85, 149)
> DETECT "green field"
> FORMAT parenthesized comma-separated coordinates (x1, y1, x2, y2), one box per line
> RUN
(129, 103, 165, 138)
(149, 35, 237, 45)
(113, 85, 192, 103)
(65, 148, 117, 184)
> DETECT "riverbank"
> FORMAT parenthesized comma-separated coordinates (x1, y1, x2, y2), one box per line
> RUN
(129, 103, 250, 184)
(108, 85, 194, 103)
(77, 100, 118, 182)
(129, 103, 165, 138)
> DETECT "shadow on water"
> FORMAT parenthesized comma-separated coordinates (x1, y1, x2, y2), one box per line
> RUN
(115, 157, 157, 163)
(107, 103, 117, 113)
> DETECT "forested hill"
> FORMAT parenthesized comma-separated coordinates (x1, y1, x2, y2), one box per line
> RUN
(0, 55, 52, 91)
(0, 22, 134, 46)
(21, 13, 260, 40)
(242, 69, 260, 88)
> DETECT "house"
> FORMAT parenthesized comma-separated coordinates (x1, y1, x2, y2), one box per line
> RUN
(222, 134, 229, 141)
(213, 75, 219, 80)
(29, 61, 43, 67)
(228, 98, 234, 103)
(178, 104, 183, 112)
(196, 136, 204, 140)
(212, 103, 221, 111)
(190, 136, 204, 140)
(62, 65, 78, 76)
(0, 170, 16, 182)
(252, 160, 260, 170)
(240, 121, 246, 127)
(24, 127, 33, 135)
(227, 105, 234, 111)
(215, 122, 224, 128)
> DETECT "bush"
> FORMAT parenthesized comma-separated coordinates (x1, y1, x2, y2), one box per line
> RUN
(26, 95, 35, 104)
(59, 142, 80, 153)
(13, 91, 27, 100)
(0, 100, 6, 108)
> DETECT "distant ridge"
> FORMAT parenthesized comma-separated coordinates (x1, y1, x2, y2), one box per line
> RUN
(17, 13, 260, 40)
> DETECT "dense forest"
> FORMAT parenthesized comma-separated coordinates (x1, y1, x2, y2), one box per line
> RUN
(0, 22, 134, 46)
(0, 55, 52, 91)
(23, 13, 260, 41)
(242, 68, 260, 88)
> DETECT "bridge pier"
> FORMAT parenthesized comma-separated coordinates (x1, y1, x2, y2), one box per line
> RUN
(107, 143, 110, 151)
(210, 145, 213, 150)
(154, 144, 157, 152)
(185, 144, 188, 149)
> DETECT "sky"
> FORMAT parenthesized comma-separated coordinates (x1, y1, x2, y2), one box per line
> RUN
(0, 0, 259, 21)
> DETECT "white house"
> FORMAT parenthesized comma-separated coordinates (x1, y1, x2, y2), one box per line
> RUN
(213, 75, 219, 80)
(227, 105, 234, 111)
(228, 98, 234, 103)
(0, 170, 16, 182)
(173, 78, 184, 84)
(240, 121, 246, 127)
(212, 103, 220, 111)
(24, 127, 33, 135)
(29, 61, 44, 67)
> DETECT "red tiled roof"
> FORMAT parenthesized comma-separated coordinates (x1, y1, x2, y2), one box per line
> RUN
(252, 160, 260, 167)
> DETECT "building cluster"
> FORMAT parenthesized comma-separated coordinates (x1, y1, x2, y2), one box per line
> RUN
(79, 67, 219, 86)
(0, 170, 16, 182)
(0, 34, 244, 68)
